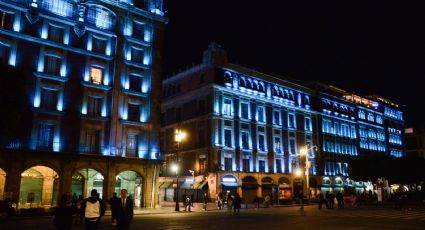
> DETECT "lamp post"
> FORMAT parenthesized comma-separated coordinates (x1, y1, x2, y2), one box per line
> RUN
(173, 129, 186, 212)
(300, 144, 317, 200)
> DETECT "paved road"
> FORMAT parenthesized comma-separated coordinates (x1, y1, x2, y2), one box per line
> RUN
(1, 205, 425, 230)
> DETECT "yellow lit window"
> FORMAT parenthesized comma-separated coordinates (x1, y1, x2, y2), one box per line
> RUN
(90, 66, 103, 84)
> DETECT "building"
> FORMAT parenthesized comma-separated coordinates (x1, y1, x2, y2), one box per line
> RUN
(0, 0, 167, 209)
(406, 126, 425, 158)
(160, 43, 405, 203)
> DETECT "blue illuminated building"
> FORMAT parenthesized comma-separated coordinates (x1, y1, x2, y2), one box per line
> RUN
(0, 0, 166, 208)
(160, 43, 405, 201)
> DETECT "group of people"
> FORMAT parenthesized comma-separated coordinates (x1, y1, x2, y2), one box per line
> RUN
(215, 191, 242, 215)
(53, 189, 133, 230)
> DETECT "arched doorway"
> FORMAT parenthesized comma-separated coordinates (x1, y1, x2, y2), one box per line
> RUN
(261, 177, 275, 198)
(115, 171, 143, 208)
(72, 168, 104, 199)
(19, 166, 59, 208)
(0, 168, 5, 199)
(293, 178, 304, 198)
(278, 177, 292, 202)
(242, 176, 259, 203)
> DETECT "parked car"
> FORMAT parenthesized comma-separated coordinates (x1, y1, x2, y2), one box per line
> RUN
(0, 200, 16, 218)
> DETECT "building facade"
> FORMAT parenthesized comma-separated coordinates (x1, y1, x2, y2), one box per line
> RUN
(0, 0, 166, 208)
(160, 43, 405, 203)
(406, 126, 425, 158)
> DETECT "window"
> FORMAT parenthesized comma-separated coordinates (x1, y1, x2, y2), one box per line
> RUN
(276, 159, 282, 173)
(224, 129, 232, 147)
(127, 134, 139, 157)
(288, 113, 296, 129)
(376, 115, 383, 124)
(0, 44, 10, 64)
(41, 0, 74, 17)
(242, 159, 250, 172)
(258, 134, 265, 151)
(351, 125, 357, 139)
(90, 66, 103, 84)
(289, 138, 296, 155)
(44, 55, 61, 75)
(274, 137, 281, 153)
(0, 11, 14, 30)
(273, 110, 281, 125)
(368, 113, 375, 122)
(258, 160, 265, 173)
(240, 102, 249, 119)
(224, 157, 232, 171)
(304, 117, 312, 131)
(86, 129, 100, 153)
(92, 36, 107, 54)
(257, 106, 265, 123)
(40, 88, 58, 110)
(38, 123, 54, 150)
(241, 131, 249, 150)
(358, 110, 366, 119)
(47, 24, 64, 43)
(199, 158, 207, 174)
(87, 6, 114, 30)
(129, 74, 142, 92)
(223, 98, 232, 116)
(131, 47, 144, 63)
(127, 103, 140, 122)
(87, 96, 102, 117)
(132, 21, 145, 40)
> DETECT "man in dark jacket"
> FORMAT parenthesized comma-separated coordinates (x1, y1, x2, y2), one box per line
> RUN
(115, 189, 134, 230)
(83, 189, 106, 230)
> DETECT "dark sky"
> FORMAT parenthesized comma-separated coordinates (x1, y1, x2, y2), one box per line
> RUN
(163, 0, 423, 127)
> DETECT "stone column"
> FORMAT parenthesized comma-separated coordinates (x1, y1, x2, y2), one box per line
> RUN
(42, 176, 54, 205)
(0, 170, 5, 199)
(4, 164, 22, 205)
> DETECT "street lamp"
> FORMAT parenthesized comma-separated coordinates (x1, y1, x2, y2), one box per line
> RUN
(300, 144, 317, 200)
(171, 164, 179, 211)
(173, 129, 186, 212)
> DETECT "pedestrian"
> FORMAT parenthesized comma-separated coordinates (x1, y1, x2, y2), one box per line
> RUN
(216, 193, 222, 210)
(71, 193, 78, 207)
(185, 195, 191, 212)
(318, 193, 324, 210)
(83, 189, 106, 230)
(203, 193, 208, 211)
(325, 191, 330, 209)
(75, 195, 84, 224)
(254, 195, 260, 209)
(328, 192, 335, 209)
(264, 194, 271, 208)
(227, 193, 233, 214)
(109, 192, 118, 226)
(233, 193, 241, 215)
(336, 191, 344, 209)
(53, 194, 76, 230)
(116, 189, 134, 230)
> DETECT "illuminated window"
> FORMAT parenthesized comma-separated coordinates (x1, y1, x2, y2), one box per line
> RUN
(87, 6, 114, 30)
(41, 0, 74, 17)
(0, 11, 13, 30)
(257, 106, 265, 122)
(288, 113, 296, 129)
(258, 134, 265, 151)
(289, 138, 296, 155)
(274, 137, 282, 153)
(304, 117, 312, 132)
(222, 98, 232, 116)
(38, 123, 55, 150)
(273, 110, 281, 125)
(90, 66, 103, 84)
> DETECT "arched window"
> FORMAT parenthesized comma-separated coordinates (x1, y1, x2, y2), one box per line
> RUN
(86, 5, 115, 30)
(224, 71, 232, 84)
(239, 77, 246, 88)
(258, 82, 265, 93)
(41, 0, 74, 18)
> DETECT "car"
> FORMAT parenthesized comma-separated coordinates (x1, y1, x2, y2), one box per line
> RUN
(0, 200, 16, 219)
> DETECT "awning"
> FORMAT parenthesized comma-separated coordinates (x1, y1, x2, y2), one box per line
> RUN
(159, 181, 173, 189)
(197, 180, 208, 189)
(242, 183, 260, 189)
(222, 182, 241, 187)
(261, 183, 276, 189)
(180, 181, 195, 189)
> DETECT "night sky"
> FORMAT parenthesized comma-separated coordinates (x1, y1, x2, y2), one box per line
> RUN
(163, 0, 423, 127)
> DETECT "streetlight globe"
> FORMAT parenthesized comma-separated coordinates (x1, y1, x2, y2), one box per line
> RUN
(295, 168, 302, 176)
(171, 164, 178, 173)
(300, 147, 307, 156)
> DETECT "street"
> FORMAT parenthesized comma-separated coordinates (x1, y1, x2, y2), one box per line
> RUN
(1, 205, 425, 230)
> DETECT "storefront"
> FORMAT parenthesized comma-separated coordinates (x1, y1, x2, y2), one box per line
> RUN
(221, 174, 240, 195)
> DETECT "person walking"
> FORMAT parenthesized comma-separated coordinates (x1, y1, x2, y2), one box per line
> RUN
(109, 192, 118, 226)
(233, 193, 241, 216)
(185, 195, 191, 212)
(83, 189, 106, 230)
(115, 189, 134, 230)
(227, 193, 233, 214)
(53, 194, 76, 230)
(216, 193, 222, 210)
(203, 193, 208, 211)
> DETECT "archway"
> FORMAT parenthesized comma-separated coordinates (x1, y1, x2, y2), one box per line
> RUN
(242, 176, 259, 203)
(19, 166, 59, 208)
(261, 177, 275, 199)
(115, 170, 143, 208)
(0, 168, 5, 199)
(72, 168, 104, 199)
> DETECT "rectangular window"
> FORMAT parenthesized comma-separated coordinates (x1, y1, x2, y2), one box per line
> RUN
(90, 66, 103, 84)
(129, 74, 142, 92)
(224, 129, 232, 147)
(47, 24, 64, 43)
(273, 110, 281, 125)
(0, 11, 13, 30)
(127, 104, 140, 122)
(133, 21, 145, 40)
(274, 137, 281, 153)
(240, 102, 249, 119)
(242, 159, 250, 172)
(241, 131, 249, 150)
(288, 113, 296, 128)
(304, 117, 312, 131)
(257, 106, 265, 123)
(44, 55, 61, 75)
(126, 134, 139, 157)
(289, 138, 296, 155)
(258, 134, 265, 151)
(40, 88, 58, 110)
(224, 157, 232, 171)
(38, 123, 54, 150)
(223, 98, 232, 116)
(131, 47, 144, 63)
(92, 36, 107, 54)
(87, 96, 102, 117)
(276, 159, 282, 173)
(259, 160, 265, 173)
(199, 158, 207, 174)
(0, 44, 10, 64)
(86, 129, 100, 153)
